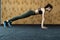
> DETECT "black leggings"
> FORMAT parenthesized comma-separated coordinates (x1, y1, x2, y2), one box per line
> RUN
(8, 10, 36, 23)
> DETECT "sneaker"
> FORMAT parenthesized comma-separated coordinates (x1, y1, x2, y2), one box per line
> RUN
(3, 21, 8, 27)
(7, 20, 12, 27)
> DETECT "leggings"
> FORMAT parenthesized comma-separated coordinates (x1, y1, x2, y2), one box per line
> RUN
(8, 10, 36, 23)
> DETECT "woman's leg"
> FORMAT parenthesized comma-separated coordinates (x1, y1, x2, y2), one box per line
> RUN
(4, 10, 35, 27)
(8, 10, 35, 22)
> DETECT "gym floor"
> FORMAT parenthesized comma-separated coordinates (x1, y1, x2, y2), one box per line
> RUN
(0, 25, 60, 40)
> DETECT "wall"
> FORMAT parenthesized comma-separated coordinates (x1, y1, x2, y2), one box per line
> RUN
(2, 0, 60, 24)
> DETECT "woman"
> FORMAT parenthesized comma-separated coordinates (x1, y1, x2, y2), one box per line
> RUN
(3, 4, 53, 29)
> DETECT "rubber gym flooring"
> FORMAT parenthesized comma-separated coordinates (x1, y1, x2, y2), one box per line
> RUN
(0, 25, 60, 40)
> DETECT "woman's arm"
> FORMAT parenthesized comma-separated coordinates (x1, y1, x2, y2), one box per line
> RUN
(41, 8, 47, 29)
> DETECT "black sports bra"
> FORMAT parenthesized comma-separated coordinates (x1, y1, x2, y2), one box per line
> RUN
(38, 10, 42, 14)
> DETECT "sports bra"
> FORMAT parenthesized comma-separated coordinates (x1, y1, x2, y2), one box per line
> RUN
(39, 8, 45, 14)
